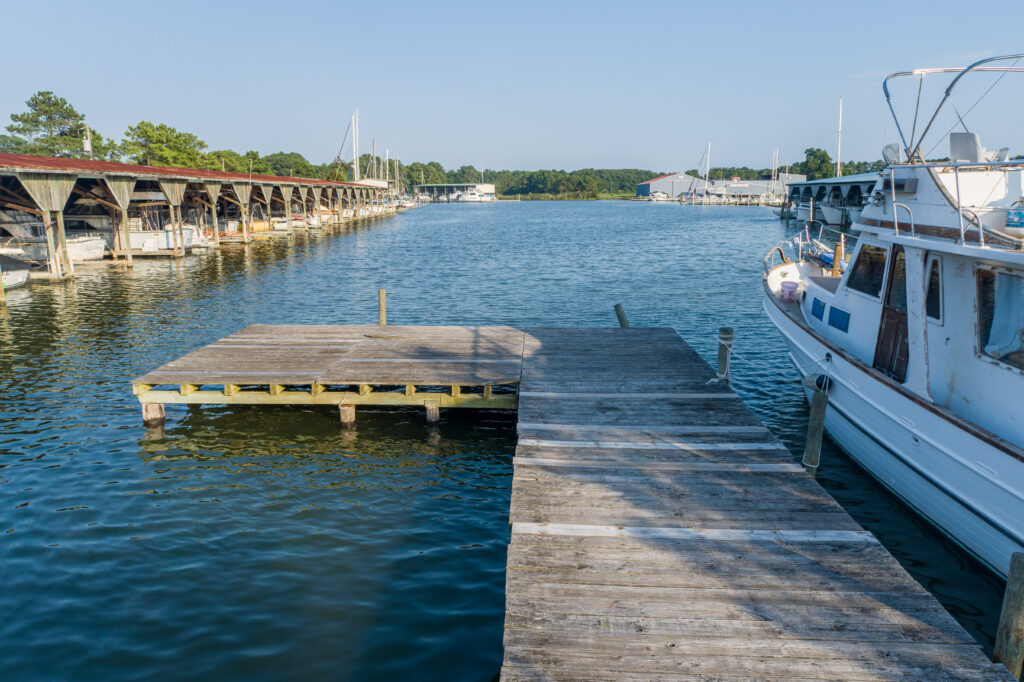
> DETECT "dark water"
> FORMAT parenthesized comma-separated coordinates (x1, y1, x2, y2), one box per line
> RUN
(0, 202, 1004, 680)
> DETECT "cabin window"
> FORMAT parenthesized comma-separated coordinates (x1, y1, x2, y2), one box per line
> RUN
(811, 297, 825, 320)
(926, 256, 942, 320)
(885, 248, 908, 313)
(977, 269, 1024, 370)
(846, 245, 887, 297)
(828, 307, 851, 332)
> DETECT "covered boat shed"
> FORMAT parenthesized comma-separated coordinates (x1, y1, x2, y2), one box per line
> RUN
(0, 153, 387, 282)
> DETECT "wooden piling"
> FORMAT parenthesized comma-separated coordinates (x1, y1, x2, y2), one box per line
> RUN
(716, 327, 733, 384)
(339, 403, 356, 425)
(54, 210, 75, 277)
(833, 233, 845, 277)
(995, 552, 1024, 679)
(378, 288, 387, 326)
(614, 303, 630, 328)
(802, 374, 829, 477)
(142, 403, 165, 427)
(425, 401, 440, 423)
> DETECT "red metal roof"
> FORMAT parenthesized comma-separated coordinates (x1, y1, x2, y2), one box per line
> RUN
(637, 173, 678, 185)
(0, 153, 367, 187)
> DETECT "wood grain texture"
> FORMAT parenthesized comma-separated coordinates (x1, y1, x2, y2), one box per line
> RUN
(503, 327, 1009, 681)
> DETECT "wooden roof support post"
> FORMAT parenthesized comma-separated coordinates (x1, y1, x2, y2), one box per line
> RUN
(40, 211, 61, 281)
(158, 179, 188, 257)
(231, 183, 252, 243)
(54, 210, 76, 277)
(204, 183, 221, 248)
(15, 172, 78, 280)
(281, 186, 294, 235)
(102, 175, 136, 267)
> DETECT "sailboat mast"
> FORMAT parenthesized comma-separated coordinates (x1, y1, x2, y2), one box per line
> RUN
(352, 110, 360, 181)
(703, 142, 711, 205)
(836, 97, 843, 177)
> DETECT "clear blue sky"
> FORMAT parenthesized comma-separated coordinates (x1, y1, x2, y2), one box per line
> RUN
(3, 0, 1022, 171)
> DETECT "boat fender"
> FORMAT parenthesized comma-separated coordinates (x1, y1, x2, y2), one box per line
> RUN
(803, 373, 832, 393)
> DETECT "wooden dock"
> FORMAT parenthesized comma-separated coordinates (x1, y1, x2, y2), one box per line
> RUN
(132, 325, 1012, 680)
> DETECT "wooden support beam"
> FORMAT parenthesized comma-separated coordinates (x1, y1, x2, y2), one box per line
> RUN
(269, 384, 284, 395)
(339, 403, 356, 424)
(142, 403, 165, 426)
(995, 552, 1024, 679)
(359, 384, 372, 395)
(71, 186, 120, 211)
(54, 210, 75, 278)
(425, 401, 440, 423)
(0, 200, 43, 216)
(180, 384, 198, 395)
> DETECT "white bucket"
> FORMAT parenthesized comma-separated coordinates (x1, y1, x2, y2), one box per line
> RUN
(780, 280, 799, 303)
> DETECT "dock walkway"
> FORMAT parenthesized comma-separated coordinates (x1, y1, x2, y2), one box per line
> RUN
(132, 325, 1011, 680)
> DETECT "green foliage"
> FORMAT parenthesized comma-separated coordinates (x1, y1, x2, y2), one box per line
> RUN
(120, 121, 208, 167)
(4, 91, 114, 159)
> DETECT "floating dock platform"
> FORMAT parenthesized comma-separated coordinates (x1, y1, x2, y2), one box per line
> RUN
(133, 325, 1012, 680)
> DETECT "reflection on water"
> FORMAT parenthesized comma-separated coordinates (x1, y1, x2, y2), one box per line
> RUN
(0, 204, 1005, 679)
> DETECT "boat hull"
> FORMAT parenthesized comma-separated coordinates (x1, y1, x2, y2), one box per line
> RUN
(17, 235, 106, 262)
(764, 285, 1024, 579)
(819, 203, 845, 226)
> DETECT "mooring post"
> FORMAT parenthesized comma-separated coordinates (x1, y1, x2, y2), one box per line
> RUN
(614, 304, 630, 328)
(378, 288, 387, 326)
(995, 552, 1024, 679)
(425, 401, 440, 423)
(339, 404, 356, 425)
(716, 327, 734, 385)
(802, 374, 829, 477)
(141, 403, 165, 427)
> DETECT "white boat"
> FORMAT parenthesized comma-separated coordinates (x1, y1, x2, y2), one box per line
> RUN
(763, 55, 1024, 580)
(0, 254, 30, 290)
(0, 211, 106, 262)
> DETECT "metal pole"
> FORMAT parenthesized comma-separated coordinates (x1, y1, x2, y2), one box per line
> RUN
(954, 166, 965, 242)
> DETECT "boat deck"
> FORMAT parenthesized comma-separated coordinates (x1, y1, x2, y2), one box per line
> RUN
(133, 325, 1011, 680)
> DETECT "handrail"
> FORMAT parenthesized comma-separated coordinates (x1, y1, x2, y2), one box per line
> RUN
(949, 207, 1024, 248)
(763, 246, 790, 274)
(893, 203, 915, 236)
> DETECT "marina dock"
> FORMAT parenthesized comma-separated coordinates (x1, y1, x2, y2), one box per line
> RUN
(133, 324, 1013, 680)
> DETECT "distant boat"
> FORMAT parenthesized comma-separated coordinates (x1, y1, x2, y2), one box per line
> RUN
(0, 253, 30, 290)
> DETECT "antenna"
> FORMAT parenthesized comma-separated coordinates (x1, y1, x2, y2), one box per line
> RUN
(352, 109, 360, 181)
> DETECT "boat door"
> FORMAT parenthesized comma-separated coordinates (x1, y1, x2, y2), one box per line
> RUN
(873, 244, 909, 382)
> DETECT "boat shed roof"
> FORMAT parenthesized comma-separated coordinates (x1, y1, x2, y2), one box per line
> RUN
(786, 171, 881, 188)
(0, 153, 369, 188)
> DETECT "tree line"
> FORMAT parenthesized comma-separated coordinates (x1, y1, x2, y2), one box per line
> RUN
(686, 148, 885, 183)
(0, 91, 886, 198)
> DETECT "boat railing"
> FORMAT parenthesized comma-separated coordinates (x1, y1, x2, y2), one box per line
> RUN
(892, 202, 915, 237)
(763, 245, 791, 274)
